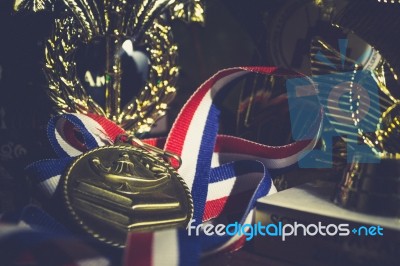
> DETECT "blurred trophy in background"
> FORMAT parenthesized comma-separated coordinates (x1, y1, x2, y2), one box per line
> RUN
(309, 0, 400, 217)
(229, 0, 400, 217)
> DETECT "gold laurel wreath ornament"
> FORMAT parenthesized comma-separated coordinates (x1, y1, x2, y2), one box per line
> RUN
(14, 0, 204, 134)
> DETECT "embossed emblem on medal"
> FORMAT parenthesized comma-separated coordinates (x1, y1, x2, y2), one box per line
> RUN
(63, 145, 193, 247)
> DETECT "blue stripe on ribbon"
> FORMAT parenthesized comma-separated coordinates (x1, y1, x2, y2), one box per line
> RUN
(26, 157, 73, 184)
(47, 116, 69, 158)
(47, 114, 99, 157)
(64, 114, 99, 150)
(209, 163, 235, 183)
(178, 230, 201, 266)
(191, 104, 220, 224)
(201, 160, 272, 253)
(21, 69, 285, 265)
(20, 205, 70, 235)
(209, 160, 265, 183)
(238, 161, 271, 225)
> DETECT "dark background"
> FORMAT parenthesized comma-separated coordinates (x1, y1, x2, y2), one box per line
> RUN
(0, 0, 400, 264)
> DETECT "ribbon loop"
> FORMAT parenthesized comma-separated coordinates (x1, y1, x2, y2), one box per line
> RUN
(47, 113, 116, 157)
(19, 67, 322, 266)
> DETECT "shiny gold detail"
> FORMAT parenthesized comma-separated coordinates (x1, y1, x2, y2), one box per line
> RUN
(334, 154, 400, 217)
(370, 62, 400, 155)
(14, 0, 54, 12)
(313, 0, 323, 5)
(377, 0, 400, 4)
(310, 37, 400, 156)
(116, 135, 182, 169)
(89, 152, 170, 192)
(63, 145, 193, 248)
(170, 0, 205, 24)
(376, 103, 400, 154)
(14, 0, 204, 134)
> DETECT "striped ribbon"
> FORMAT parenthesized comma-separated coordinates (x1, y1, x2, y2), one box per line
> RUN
(1, 67, 322, 266)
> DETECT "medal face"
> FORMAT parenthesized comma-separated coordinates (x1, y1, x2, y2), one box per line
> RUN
(62, 145, 193, 247)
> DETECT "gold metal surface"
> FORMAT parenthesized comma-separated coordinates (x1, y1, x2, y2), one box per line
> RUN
(311, 34, 400, 216)
(310, 37, 400, 155)
(63, 144, 193, 247)
(170, 0, 204, 24)
(333, 154, 400, 217)
(14, 0, 205, 134)
(117, 135, 182, 169)
(14, 0, 51, 11)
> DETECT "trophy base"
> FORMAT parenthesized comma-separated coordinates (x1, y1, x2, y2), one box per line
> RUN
(333, 155, 400, 217)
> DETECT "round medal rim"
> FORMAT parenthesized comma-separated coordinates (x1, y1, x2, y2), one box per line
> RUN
(62, 144, 193, 248)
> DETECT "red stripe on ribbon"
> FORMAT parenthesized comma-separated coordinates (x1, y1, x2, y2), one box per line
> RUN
(220, 236, 247, 253)
(124, 232, 153, 266)
(165, 69, 243, 160)
(203, 191, 254, 222)
(63, 120, 87, 152)
(33, 66, 321, 264)
(214, 135, 313, 159)
(142, 137, 167, 149)
(86, 113, 125, 141)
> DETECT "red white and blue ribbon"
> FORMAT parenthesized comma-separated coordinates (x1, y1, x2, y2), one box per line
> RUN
(123, 67, 321, 265)
(1, 67, 322, 266)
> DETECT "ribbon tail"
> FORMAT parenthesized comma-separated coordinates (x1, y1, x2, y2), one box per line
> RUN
(26, 157, 74, 198)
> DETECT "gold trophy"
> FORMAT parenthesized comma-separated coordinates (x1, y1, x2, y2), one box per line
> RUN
(14, 0, 204, 247)
(14, 0, 204, 134)
(309, 35, 400, 217)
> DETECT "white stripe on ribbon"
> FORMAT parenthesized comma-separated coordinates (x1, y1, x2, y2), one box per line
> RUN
(77, 257, 110, 266)
(72, 114, 112, 147)
(0, 224, 31, 239)
(210, 134, 320, 169)
(178, 71, 248, 190)
(55, 114, 111, 157)
(37, 175, 60, 198)
(268, 184, 278, 194)
(152, 229, 179, 266)
(206, 173, 264, 201)
(55, 119, 81, 157)
(32, 67, 321, 265)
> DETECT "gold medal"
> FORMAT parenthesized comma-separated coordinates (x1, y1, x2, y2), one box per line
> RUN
(63, 144, 193, 248)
